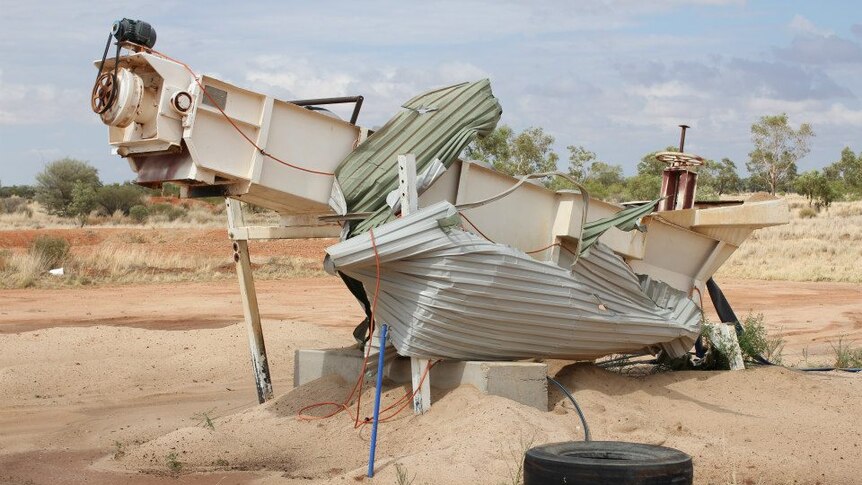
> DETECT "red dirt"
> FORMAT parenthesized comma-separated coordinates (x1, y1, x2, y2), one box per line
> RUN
(0, 227, 337, 259)
(2, 225, 861, 484)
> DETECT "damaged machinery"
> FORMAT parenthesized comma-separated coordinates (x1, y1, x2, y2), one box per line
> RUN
(91, 21, 790, 408)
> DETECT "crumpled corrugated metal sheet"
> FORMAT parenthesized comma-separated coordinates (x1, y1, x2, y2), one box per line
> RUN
(333, 80, 502, 237)
(326, 201, 701, 361)
(580, 198, 659, 255)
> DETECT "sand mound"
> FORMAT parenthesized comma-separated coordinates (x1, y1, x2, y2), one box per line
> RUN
(113, 373, 574, 483)
(105, 362, 862, 484)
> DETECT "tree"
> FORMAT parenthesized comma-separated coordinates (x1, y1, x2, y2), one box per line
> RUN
(625, 173, 662, 201)
(793, 170, 842, 210)
(794, 170, 820, 205)
(565, 145, 597, 182)
(464, 125, 513, 166)
(96, 183, 146, 215)
(746, 114, 814, 195)
(637, 146, 679, 176)
(701, 158, 742, 196)
(588, 161, 624, 187)
(0, 183, 36, 199)
(69, 181, 98, 226)
(581, 162, 628, 201)
(465, 125, 559, 179)
(824, 147, 862, 197)
(35, 159, 101, 217)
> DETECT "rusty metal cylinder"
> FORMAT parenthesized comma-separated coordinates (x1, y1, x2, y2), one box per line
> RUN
(658, 168, 698, 212)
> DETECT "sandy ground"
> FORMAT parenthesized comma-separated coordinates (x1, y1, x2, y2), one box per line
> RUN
(1, 277, 861, 484)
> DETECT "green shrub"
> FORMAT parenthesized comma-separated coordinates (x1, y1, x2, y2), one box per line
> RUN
(798, 207, 817, 219)
(166, 452, 182, 473)
(96, 183, 146, 215)
(129, 205, 149, 224)
(830, 337, 862, 368)
(30, 236, 70, 268)
(149, 203, 186, 221)
(0, 185, 36, 199)
(35, 158, 101, 217)
(737, 313, 784, 364)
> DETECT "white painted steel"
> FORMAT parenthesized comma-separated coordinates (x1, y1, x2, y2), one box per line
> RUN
(97, 52, 360, 215)
(326, 202, 701, 361)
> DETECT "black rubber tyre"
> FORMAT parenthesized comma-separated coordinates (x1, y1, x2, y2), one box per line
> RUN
(524, 441, 693, 485)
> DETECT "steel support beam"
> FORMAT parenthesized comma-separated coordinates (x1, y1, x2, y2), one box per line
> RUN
(226, 198, 274, 403)
(397, 154, 431, 415)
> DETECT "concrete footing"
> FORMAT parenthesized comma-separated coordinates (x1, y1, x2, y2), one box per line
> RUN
(294, 348, 548, 410)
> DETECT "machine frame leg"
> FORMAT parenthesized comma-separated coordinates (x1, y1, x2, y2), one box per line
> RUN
(227, 198, 274, 403)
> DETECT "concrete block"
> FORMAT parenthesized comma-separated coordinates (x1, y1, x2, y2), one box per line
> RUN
(294, 348, 548, 410)
(293, 348, 366, 388)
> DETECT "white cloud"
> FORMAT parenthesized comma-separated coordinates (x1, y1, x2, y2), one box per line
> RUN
(627, 80, 708, 99)
(788, 14, 832, 36)
(0, 70, 89, 125)
(243, 57, 490, 125)
(747, 97, 862, 127)
(246, 61, 355, 99)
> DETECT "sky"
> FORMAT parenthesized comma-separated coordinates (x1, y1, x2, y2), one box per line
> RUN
(1, 0, 861, 185)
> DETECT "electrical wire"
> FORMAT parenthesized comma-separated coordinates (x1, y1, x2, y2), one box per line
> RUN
(144, 46, 336, 177)
(460, 212, 578, 258)
(297, 228, 437, 428)
(547, 376, 591, 442)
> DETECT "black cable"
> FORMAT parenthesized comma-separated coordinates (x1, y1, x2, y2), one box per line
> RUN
(547, 376, 591, 442)
(95, 32, 112, 84)
(92, 32, 122, 115)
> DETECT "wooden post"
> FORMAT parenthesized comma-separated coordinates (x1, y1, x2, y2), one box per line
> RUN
(397, 155, 431, 415)
(227, 198, 274, 403)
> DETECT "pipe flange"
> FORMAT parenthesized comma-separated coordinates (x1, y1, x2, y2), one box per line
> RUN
(170, 91, 193, 114)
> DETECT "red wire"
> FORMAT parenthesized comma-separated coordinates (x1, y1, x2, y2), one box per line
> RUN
(296, 227, 385, 428)
(690, 286, 706, 317)
(145, 47, 336, 177)
(461, 212, 576, 257)
(349, 227, 383, 427)
(370, 359, 435, 425)
(459, 212, 494, 242)
(296, 227, 438, 428)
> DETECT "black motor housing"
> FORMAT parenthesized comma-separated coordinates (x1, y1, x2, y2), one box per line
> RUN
(112, 18, 157, 48)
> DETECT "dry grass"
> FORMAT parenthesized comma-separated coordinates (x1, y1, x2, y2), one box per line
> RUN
(716, 196, 862, 282)
(0, 250, 52, 288)
(3, 195, 859, 287)
(0, 201, 75, 229)
(0, 199, 279, 230)
(0, 199, 322, 288)
(0, 243, 323, 289)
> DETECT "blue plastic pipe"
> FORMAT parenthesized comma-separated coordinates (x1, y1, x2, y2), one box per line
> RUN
(367, 323, 388, 478)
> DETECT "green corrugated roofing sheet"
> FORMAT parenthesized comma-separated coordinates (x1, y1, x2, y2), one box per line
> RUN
(579, 198, 660, 255)
(335, 79, 502, 237)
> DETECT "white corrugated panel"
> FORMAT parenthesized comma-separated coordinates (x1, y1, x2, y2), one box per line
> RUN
(326, 201, 701, 361)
